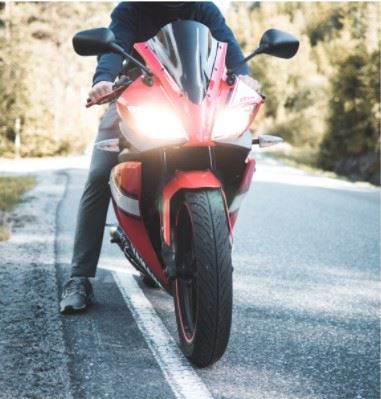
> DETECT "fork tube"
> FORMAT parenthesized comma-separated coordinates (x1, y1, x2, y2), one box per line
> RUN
(208, 146, 216, 171)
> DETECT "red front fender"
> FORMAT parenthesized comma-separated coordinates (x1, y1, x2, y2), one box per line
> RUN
(162, 170, 226, 246)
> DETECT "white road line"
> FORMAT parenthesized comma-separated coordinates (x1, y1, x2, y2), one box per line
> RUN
(113, 270, 214, 399)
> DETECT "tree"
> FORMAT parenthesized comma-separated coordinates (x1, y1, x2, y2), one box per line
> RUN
(317, 3, 380, 184)
(227, 2, 330, 150)
(0, 2, 29, 156)
(0, 2, 111, 157)
(227, 2, 380, 184)
(319, 47, 380, 184)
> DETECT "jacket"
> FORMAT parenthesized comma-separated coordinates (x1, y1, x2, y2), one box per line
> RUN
(93, 1, 249, 85)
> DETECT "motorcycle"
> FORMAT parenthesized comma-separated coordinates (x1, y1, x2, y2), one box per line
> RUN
(73, 21, 298, 367)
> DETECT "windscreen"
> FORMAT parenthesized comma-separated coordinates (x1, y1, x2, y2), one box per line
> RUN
(147, 21, 219, 104)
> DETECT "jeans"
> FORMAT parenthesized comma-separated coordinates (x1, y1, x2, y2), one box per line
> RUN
(71, 102, 120, 277)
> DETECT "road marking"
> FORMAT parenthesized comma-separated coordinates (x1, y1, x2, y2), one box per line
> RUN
(254, 163, 378, 193)
(113, 270, 214, 399)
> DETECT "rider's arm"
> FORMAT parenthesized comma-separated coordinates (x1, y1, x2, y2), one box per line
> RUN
(92, 2, 138, 86)
(197, 2, 250, 76)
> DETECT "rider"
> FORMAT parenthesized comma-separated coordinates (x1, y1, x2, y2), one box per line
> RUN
(60, 1, 258, 313)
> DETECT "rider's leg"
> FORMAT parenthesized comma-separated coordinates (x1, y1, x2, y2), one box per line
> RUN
(60, 102, 120, 313)
(70, 101, 120, 278)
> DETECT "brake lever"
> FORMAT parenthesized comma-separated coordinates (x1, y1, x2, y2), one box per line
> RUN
(86, 90, 121, 108)
(86, 76, 133, 108)
(86, 87, 126, 108)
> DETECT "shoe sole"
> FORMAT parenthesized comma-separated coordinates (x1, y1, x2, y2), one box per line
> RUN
(60, 297, 94, 314)
(60, 304, 87, 314)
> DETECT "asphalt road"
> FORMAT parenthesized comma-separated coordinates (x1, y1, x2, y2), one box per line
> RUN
(0, 156, 379, 399)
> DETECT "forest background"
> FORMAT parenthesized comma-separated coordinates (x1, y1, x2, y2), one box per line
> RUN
(0, 1, 380, 185)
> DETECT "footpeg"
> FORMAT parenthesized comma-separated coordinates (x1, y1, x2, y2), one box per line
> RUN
(109, 225, 120, 243)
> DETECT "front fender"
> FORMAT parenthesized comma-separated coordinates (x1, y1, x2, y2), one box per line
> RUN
(162, 170, 222, 246)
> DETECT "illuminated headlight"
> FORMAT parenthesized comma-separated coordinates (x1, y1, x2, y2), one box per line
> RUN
(212, 105, 255, 140)
(128, 105, 187, 141)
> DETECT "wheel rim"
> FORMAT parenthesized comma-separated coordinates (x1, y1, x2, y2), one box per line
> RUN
(175, 202, 197, 343)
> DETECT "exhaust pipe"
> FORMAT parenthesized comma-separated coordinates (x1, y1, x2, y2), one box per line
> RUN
(109, 225, 163, 289)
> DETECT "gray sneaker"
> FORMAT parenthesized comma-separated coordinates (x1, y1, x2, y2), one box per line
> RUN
(60, 277, 94, 313)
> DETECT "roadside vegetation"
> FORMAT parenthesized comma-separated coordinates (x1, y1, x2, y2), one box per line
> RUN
(0, 2, 109, 157)
(228, 2, 380, 185)
(0, 2, 379, 184)
(262, 146, 354, 183)
(265, 145, 322, 171)
(0, 176, 36, 240)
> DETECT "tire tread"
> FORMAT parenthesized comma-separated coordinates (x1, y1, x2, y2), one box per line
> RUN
(174, 189, 232, 367)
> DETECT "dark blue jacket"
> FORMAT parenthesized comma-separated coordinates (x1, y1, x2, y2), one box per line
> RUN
(93, 2, 249, 85)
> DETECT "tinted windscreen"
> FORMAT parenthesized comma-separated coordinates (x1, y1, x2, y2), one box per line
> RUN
(148, 21, 218, 104)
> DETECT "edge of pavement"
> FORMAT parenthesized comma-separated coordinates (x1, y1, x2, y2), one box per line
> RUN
(0, 171, 73, 399)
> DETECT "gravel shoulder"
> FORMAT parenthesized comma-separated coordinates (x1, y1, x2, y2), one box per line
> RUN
(0, 171, 72, 399)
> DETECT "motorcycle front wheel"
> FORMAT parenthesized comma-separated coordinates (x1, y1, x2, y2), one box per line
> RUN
(173, 189, 233, 367)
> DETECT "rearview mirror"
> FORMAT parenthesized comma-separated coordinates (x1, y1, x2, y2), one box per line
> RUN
(227, 29, 299, 75)
(73, 27, 153, 78)
(256, 29, 299, 59)
(73, 28, 117, 56)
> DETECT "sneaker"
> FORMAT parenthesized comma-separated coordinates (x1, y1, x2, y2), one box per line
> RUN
(60, 277, 94, 313)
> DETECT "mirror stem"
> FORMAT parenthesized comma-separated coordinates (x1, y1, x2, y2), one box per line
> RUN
(227, 44, 269, 75)
(110, 43, 153, 77)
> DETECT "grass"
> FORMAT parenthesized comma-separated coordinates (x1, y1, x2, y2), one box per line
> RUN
(264, 146, 346, 180)
(0, 176, 36, 241)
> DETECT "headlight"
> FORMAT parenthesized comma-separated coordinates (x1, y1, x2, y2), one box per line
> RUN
(128, 105, 187, 141)
(212, 104, 256, 140)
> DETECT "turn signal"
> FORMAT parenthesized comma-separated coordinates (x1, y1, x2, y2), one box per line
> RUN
(252, 134, 283, 148)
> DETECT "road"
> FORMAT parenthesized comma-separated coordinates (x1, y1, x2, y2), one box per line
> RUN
(0, 156, 379, 399)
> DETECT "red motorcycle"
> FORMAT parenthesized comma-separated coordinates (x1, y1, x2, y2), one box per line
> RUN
(73, 21, 298, 367)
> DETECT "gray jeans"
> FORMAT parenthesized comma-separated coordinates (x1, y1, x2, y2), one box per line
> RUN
(71, 102, 120, 277)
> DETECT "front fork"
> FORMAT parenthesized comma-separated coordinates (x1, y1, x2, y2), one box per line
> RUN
(159, 167, 224, 280)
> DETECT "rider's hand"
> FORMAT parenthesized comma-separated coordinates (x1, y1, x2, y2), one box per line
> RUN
(238, 75, 260, 91)
(88, 81, 113, 102)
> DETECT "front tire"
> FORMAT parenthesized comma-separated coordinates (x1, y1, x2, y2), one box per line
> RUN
(173, 189, 232, 367)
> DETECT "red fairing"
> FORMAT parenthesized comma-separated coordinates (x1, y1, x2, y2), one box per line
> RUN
(162, 171, 222, 245)
(116, 41, 263, 148)
(112, 31, 260, 280)
(228, 159, 256, 229)
(115, 41, 229, 145)
(111, 162, 168, 286)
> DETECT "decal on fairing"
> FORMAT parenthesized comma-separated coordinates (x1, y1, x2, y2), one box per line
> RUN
(228, 78, 263, 107)
(127, 241, 164, 289)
